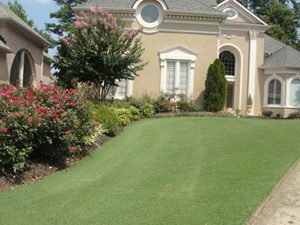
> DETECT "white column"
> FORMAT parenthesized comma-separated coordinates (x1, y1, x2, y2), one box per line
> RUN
(248, 31, 258, 115)
(19, 50, 25, 87)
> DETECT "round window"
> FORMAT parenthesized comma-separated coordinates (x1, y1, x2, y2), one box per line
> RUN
(141, 5, 160, 23)
(136, 2, 163, 29)
(223, 8, 238, 20)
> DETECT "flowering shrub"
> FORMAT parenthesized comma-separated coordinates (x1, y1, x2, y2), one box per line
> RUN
(55, 7, 146, 100)
(0, 83, 97, 172)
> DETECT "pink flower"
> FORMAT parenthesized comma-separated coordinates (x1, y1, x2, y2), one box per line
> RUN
(65, 130, 72, 135)
(69, 146, 75, 152)
(2, 127, 8, 133)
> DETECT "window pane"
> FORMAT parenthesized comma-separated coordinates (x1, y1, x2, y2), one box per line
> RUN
(268, 79, 281, 105)
(166, 61, 176, 94)
(141, 5, 159, 23)
(219, 51, 235, 76)
(117, 79, 127, 97)
(179, 62, 188, 96)
(290, 79, 300, 106)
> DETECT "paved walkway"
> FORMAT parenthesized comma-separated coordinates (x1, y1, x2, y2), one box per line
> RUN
(249, 160, 300, 225)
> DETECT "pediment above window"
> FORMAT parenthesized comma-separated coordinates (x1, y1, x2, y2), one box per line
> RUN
(159, 46, 197, 61)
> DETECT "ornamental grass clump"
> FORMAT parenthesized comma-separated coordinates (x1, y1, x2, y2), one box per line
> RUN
(0, 83, 97, 172)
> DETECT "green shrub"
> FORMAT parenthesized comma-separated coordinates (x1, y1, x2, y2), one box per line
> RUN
(262, 110, 273, 117)
(288, 112, 300, 119)
(128, 106, 140, 121)
(92, 105, 119, 136)
(140, 103, 154, 118)
(153, 94, 175, 113)
(114, 108, 131, 126)
(203, 59, 227, 112)
(177, 100, 201, 112)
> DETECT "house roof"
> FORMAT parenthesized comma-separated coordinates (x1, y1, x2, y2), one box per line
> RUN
(262, 37, 300, 69)
(0, 3, 49, 46)
(75, 0, 224, 16)
(264, 35, 287, 55)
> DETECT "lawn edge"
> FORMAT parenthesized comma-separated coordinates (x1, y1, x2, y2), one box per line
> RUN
(246, 158, 300, 225)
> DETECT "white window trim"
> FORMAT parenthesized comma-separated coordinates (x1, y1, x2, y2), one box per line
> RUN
(286, 73, 300, 108)
(136, 1, 164, 29)
(110, 79, 133, 100)
(263, 74, 285, 108)
(159, 46, 197, 99)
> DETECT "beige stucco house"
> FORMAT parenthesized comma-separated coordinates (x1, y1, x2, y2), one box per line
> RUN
(0, 3, 52, 87)
(76, 0, 300, 117)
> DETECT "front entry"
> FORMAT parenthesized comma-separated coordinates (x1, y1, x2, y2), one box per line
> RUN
(226, 82, 235, 109)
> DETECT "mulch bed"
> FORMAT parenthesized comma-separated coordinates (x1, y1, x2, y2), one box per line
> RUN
(0, 134, 111, 192)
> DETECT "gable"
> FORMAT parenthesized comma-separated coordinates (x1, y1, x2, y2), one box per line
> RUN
(217, 0, 267, 26)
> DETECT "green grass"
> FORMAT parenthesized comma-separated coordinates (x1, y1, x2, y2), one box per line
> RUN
(1, 117, 300, 225)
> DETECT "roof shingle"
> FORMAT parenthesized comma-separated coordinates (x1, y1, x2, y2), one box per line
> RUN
(75, 0, 223, 15)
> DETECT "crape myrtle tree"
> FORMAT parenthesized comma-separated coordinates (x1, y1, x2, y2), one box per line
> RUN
(55, 7, 146, 100)
(203, 59, 227, 112)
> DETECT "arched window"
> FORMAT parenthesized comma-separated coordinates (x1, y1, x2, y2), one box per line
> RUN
(219, 51, 235, 76)
(290, 79, 300, 106)
(10, 50, 34, 87)
(268, 79, 281, 105)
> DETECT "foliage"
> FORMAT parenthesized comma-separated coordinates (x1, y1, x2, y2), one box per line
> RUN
(114, 108, 131, 126)
(55, 7, 146, 99)
(128, 106, 140, 121)
(8, 0, 54, 46)
(92, 105, 119, 136)
(247, 94, 253, 106)
(8, 0, 34, 26)
(262, 110, 273, 117)
(0, 84, 97, 172)
(203, 59, 227, 112)
(82, 124, 106, 146)
(288, 111, 300, 119)
(177, 99, 202, 112)
(153, 94, 175, 113)
(140, 103, 154, 118)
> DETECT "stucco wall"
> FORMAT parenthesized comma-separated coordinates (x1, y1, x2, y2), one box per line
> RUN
(132, 31, 219, 103)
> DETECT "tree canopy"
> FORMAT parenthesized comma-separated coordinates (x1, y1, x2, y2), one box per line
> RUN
(55, 7, 146, 100)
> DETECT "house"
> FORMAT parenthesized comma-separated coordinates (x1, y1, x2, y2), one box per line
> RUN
(74, 0, 300, 117)
(0, 3, 52, 87)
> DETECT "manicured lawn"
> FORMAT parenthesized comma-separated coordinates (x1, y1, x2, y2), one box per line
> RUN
(1, 117, 300, 225)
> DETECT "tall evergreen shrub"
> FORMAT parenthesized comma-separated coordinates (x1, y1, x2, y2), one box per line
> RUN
(203, 59, 227, 112)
